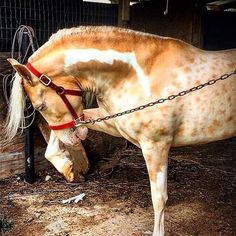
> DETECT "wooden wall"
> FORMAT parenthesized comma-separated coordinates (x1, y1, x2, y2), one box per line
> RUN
(203, 11, 236, 50)
(129, 0, 204, 48)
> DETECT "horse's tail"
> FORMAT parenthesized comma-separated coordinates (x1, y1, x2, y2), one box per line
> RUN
(4, 73, 26, 141)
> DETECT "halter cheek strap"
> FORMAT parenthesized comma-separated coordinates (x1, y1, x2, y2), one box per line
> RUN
(26, 63, 84, 130)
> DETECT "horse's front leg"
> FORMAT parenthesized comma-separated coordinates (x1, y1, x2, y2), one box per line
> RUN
(140, 138, 171, 236)
(45, 130, 74, 182)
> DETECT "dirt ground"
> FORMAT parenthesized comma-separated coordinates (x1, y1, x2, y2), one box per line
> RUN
(0, 137, 235, 236)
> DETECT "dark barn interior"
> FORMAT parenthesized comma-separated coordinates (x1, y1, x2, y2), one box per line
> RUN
(0, 0, 236, 235)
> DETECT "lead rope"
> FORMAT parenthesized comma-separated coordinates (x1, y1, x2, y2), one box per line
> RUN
(76, 69, 236, 126)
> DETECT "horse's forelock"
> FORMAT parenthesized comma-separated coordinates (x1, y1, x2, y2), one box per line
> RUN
(5, 73, 26, 140)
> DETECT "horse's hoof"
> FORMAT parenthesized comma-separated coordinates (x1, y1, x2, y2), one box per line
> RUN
(62, 162, 74, 182)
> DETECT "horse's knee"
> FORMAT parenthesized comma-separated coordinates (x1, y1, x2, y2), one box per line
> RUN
(152, 193, 167, 210)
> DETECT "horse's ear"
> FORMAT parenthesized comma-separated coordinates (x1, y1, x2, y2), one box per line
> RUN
(7, 58, 32, 84)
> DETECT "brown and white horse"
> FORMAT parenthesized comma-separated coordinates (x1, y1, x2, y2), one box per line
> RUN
(6, 26, 236, 235)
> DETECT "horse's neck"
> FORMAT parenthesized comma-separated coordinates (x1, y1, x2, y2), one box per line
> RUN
(33, 30, 186, 99)
(64, 41, 166, 97)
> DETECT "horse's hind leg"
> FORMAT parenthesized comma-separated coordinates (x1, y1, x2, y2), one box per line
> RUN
(140, 139, 171, 236)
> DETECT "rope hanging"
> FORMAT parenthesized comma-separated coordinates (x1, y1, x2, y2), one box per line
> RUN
(2, 25, 39, 129)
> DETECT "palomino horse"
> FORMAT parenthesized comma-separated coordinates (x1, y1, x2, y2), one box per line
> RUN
(6, 26, 236, 235)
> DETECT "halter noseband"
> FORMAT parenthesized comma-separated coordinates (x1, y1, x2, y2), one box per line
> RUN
(26, 63, 85, 130)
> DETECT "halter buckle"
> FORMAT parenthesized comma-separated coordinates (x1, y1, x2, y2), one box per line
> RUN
(74, 114, 86, 126)
(56, 86, 65, 95)
(39, 74, 52, 86)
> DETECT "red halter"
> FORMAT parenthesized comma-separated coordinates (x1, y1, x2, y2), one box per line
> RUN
(26, 63, 85, 130)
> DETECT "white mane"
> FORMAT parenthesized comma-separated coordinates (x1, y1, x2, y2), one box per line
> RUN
(5, 73, 26, 140)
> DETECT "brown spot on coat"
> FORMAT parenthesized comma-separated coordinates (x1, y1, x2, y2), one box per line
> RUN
(159, 128, 167, 135)
(179, 104, 184, 112)
(148, 171, 157, 182)
(140, 122, 149, 129)
(212, 119, 221, 127)
(228, 62, 234, 68)
(195, 97, 201, 102)
(176, 61, 183, 67)
(227, 116, 233, 122)
(207, 125, 215, 134)
(175, 127, 185, 136)
(219, 110, 226, 116)
(191, 128, 198, 137)
(146, 155, 152, 163)
(186, 56, 195, 64)
(211, 66, 216, 71)
(184, 67, 191, 73)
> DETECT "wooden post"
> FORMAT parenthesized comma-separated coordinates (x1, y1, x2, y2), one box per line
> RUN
(22, 28, 35, 183)
(191, 0, 204, 48)
(118, 0, 130, 27)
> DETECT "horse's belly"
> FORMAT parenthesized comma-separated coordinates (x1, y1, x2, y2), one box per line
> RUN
(173, 123, 236, 147)
(115, 83, 236, 147)
(172, 88, 236, 146)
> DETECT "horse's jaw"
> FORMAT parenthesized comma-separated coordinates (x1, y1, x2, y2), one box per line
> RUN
(53, 126, 88, 146)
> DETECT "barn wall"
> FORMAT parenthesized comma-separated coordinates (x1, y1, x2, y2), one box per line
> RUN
(203, 11, 236, 50)
(129, 0, 204, 48)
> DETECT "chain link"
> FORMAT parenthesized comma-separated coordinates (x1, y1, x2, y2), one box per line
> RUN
(78, 69, 236, 125)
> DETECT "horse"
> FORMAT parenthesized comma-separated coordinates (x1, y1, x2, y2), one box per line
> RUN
(6, 26, 236, 235)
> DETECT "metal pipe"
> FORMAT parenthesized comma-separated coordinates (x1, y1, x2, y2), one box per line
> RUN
(22, 28, 35, 184)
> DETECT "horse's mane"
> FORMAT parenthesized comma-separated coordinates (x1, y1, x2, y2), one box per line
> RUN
(48, 26, 157, 42)
(5, 73, 26, 141)
(29, 26, 161, 62)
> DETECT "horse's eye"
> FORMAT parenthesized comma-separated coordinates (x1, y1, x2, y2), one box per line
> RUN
(35, 103, 46, 111)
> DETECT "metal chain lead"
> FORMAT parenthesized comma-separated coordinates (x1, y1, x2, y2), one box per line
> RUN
(79, 69, 236, 125)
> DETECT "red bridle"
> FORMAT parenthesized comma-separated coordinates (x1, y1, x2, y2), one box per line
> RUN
(26, 63, 85, 130)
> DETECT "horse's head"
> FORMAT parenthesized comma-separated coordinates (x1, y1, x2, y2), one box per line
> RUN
(6, 58, 88, 146)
